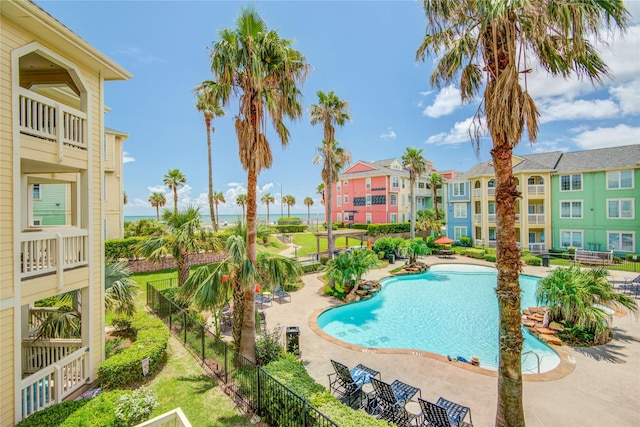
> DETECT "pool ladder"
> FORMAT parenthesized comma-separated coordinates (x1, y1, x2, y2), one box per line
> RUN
(521, 351, 541, 374)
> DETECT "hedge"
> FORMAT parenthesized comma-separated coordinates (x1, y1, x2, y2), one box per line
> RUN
(98, 313, 169, 389)
(484, 254, 496, 262)
(366, 222, 410, 236)
(272, 224, 308, 233)
(16, 400, 89, 427)
(524, 256, 542, 266)
(625, 254, 640, 262)
(464, 248, 485, 259)
(105, 237, 146, 260)
(277, 217, 302, 225)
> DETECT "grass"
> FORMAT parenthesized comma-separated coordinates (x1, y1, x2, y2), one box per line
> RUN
(256, 236, 288, 254)
(290, 232, 364, 257)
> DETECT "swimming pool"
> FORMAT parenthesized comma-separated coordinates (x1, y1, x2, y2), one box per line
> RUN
(317, 264, 560, 373)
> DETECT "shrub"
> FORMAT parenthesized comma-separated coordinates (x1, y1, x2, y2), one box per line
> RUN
(524, 256, 542, 266)
(464, 248, 485, 259)
(626, 253, 640, 262)
(256, 326, 286, 366)
(459, 236, 472, 247)
(366, 222, 410, 236)
(16, 400, 89, 427)
(115, 388, 158, 426)
(272, 224, 308, 233)
(105, 237, 146, 260)
(277, 217, 302, 225)
(484, 254, 497, 262)
(319, 255, 329, 265)
(567, 246, 577, 254)
(60, 390, 127, 427)
(377, 251, 385, 260)
(372, 237, 395, 257)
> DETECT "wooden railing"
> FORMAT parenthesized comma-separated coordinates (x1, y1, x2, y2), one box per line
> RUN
(528, 214, 545, 225)
(527, 184, 545, 195)
(18, 87, 87, 152)
(20, 346, 89, 420)
(472, 214, 482, 223)
(28, 307, 60, 331)
(20, 228, 89, 279)
(22, 338, 82, 375)
(472, 188, 481, 198)
(136, 408, 192, 427)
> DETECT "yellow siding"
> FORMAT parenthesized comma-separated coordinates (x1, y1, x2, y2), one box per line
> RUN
(0, 308, 15, 427)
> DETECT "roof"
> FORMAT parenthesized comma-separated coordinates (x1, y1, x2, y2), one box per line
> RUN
(341, 158, 410, 179)
(466, 151, 563, 177)
(105, 127, 129, 137)
(554, 145, 640, 172)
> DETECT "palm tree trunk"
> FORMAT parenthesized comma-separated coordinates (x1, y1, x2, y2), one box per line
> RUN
(176, 254, 190, 286)
(433, 185, 439, 221)
(207, 120, 217, 232)
(266, 204, 270, 224)
(326, 178, 334, 258)
(410, 179, 416, 239)
(493, 141, 524, 427)
(231, 281, 244, 351)
(215, 201, 220, 230)
(287, 204, 291, 218)
(156, 206, 160, 221)
(307, 207, 310, 227)
(240, 164, 258, 363)
(173, 187, 178, 213)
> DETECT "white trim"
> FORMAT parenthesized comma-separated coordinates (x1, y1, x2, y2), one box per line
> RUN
(559, 199, 583, 219)
(453, 203, 467, 218)
(606, 169, 634, 190)
(606, 230, 636, 253)
(454, 226, 467, 240)
(559, 173, 583, 192)
(559, 229, 584, 249)
(606, 198, 635, 219)
(0, 297, 15, 311)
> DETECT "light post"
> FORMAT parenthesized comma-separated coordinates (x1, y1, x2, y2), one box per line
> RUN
(293, 245, 298, 259)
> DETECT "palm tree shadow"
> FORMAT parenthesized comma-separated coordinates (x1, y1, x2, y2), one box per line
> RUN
(177, 374, 218, 394)
(571, 327, 640, 363)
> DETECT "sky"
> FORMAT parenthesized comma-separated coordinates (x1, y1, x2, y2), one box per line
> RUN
(34, 0, 640, 217)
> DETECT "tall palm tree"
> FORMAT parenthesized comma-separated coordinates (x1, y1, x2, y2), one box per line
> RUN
(310, 90, 351, 259)
(402, 147, 428, 239)
(236, 194, 248, 222)
(282, 195, 296, 218)
(416, 2, 629, 425)
(211, 7, 308, 361)
(163, 169, 187, 213)
(261, 193, 275, 224)
(316, 183, 325, 206)
(313, 140, 351, 257)
(213, 191, 226, 229)
(429, 173, 443, 221)
(304, 197, 314, 226)
(195, 80, 226, 232)
(148, 192, 167, 221)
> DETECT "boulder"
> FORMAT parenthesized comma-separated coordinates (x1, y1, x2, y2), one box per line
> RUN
(538, 334, 562, 346)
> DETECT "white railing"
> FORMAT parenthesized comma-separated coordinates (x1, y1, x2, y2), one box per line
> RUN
(20, 346, 89, 420)
(136, 408, 192, 427)
(527, 184, 545, 195)
(528, 243, 545, 253)
(472, 214, 482, 223)
(416, 188, 433, 196)
(22, 338, 82, 375)
(528, 214, 545, 224)
(18, 87, 87, 151)
(487, 214, 496, 223)
(575, 249, 614, 265)
(472, 188, 481, 198)
(487, 188, 495, 196)
(20, 228, 89, 279)
(29, 308, 60, 332)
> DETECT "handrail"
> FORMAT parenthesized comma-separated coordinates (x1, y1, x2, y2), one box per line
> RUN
(522, 351, 541, 374)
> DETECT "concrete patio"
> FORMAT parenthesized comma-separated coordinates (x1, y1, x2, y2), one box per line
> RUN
(263, 255, 640, 427)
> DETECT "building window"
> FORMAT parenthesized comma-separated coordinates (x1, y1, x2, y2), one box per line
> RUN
(489, 227, 496, 241)
(454, 203, 467, 218)
(343, 180, 348, 186)
(337, 213, 342, 222)
(390, 194, 397, 206)
(453, 182, 465, 197)
(401, 194, 406, 206)
(607, 199, 634, 219)
(392, 176, 399, 188)
(607, 170, 633, 189)
(344, 195, 349, 204)
(560, 230, 583, 248)
(366, 195, 371, 206)
(337, 181, 341, 191)
(33, 218, 42, 226)
(337, 196, 341, 207)
(402, 179, 405, 189)
(560, 200, 582, 218)
(390, 213, 397, 223)
(607, 231, 635, 252)
(33, 184, 41, 200)
(366, 213, 372, 224)
(454, 226, 467, 241)
(366, 177, 371, 189)
(560, 174, 582, 191)
(487, 179, 495, 189)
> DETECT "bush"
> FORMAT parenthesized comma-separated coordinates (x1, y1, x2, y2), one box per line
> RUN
(277, 217, 302, 225)
(319, 255, 329, 265)
(272, 224, 308, 233)
(366, 223, 410, 236)
(114, 388, 157, 426)
(372, 237, 396, 257)
(484, 254, 497, 262)
(464, 248, 485, 259)
(17, 400, 89, 427)
(377, 251, 385, 260)
(567, 246, 577, 254)
(459, 236, 472, 247)
(60, 390, 127, 427)
(256, 326, 286, 366)
(524, 256, 542, 266)
(105, 237, 147, 260)
(626, 254, 640, 262)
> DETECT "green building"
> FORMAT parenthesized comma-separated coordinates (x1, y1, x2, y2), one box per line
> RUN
(31, 183, 68, 226)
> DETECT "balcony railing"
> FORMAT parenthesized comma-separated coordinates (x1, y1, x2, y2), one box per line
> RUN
(20, 228, 89, 279)
(472, 188, 481, 198)
(528, 214, 545, 225)
(528, 243, 545, 253)
(487, 188, 495, 197)
(415, 188, 433, 196)
(20, 346, 89, 420)
(472, 214, 482, 223)
(18, 87, 87, 153)
(527, 184, 545, 195)
(487, 214, 496, 223)
(136, 408, 192, 427)
(22, 338, 83, 375)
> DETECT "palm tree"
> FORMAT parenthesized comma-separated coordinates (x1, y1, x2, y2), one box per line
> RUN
(195, 80, 226, 232)
(261, 193, 275, 224)
(304, 197, 314, 226)
(213, 191, 226, 229)
(310, 90, 351, 259)
(416, 208, 443, 242)
(282, 195, 296, 218)
(236, 194, 248, 222)
(163, 169, 187, 213)
(148, 192, 167, 221)
(105, 261, 139, 317)
(123, 192, 128, 205)
(402, 147, 428, 239)
(211, 7, 308, 361)
(316, 183, 325, 205)
(429, 173, 443, 221)
(416, 2, 629, 425)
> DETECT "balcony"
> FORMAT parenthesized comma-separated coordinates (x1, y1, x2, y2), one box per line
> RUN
(472, 188, 481, 198)
(527, 185, 545, 196)
(488, 214, 496, 223)
(415, 188, 433, 196)
(527, 214, 545, 225)
(472, 214, 482, 224)
(20, 228, 89, 280)
(528, 243, 545, 253)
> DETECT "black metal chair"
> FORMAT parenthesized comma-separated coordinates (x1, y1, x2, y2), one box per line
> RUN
(273, 284, 291, 303)
(370, 377, 421, 426)
(418, 397, 473, 427)
(327, 360, 379, 409)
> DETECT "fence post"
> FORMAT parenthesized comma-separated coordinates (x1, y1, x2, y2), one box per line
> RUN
(183, 312, 187, 344)
(169, 302, 172, 331)
(224, 343, 228, 384)
(201, 324, 205, 363)
(256, 366, 261, 416)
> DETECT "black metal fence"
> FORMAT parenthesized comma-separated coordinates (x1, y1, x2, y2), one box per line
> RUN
(544, 253, 640, 273)
(146, 280, 338, 427)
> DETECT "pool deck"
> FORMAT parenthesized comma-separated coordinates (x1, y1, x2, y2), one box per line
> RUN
(264, 255, 640, 427)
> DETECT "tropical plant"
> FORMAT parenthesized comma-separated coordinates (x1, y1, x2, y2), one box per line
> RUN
(105, 261, 139, 317)
(415, 208, 443, 242)
(537, 267, 637, 344)
(304, 197, 314, 226)
(195, 80, 226, 232)
(261, 193, 275, 224)
(416, 1, 629, 425)
(163, 169, 186, 213)
(124, 218, 165, 238)
(213, 191, 226, 229)
(236, 194, 248, 221)
(310, 90, 351, 259)
(324, 249, 379, 297)
(123, 192, 128, 205)
(148, 192, 167, 221)
(283, 195, 296, 218)
(402, 147, 428, 239)
(316, 182, 325, 205)
(405, 238, 431, 264)
(429, 173, 443, 221)
(210, 7, 308, 361)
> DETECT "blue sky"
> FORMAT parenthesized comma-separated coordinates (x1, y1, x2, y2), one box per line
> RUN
(35, 1, 640, 217)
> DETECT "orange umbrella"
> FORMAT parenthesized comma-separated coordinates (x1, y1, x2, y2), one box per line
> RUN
(434, 236, 454, 244)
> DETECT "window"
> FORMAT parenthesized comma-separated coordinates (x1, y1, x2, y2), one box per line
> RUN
(454, 203, 467, 218)
(454, 226, 467, 241)
(344, 195, 349, 204)
(390, 213, 397, 223)
(337, 196, 341, 207)
(343, 180, 348, 186)
(366, 213, 372, 224)
(33, 184, 41, 200)
(366, 177, 371, 189)
(607, 199, 634, 219)
(560, 174, 582, 191)
(337, 213, 342, 222)
(103, 134, 108, 160)
(607, 170, 633, 189)
(560, 200, 582, 218)
(33, 218, 42, 226)
(390, 194, 397, 206)
(452, 182, 466, 197)
(608, 231, 635, 252)
(337, 182, 341, 191)
(489, 227, 496, 241)
(488, 202, 496, 215)
(401, 194, 406, 206)
(392, 176, 399, 188)
(560, 230, 583, 248)
(402, 179, 405, 189)
(487, 180, 495, 189)
(366, 195, 371, 206)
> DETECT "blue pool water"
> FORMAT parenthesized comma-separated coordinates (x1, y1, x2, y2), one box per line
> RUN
(317, 264, 560, 373)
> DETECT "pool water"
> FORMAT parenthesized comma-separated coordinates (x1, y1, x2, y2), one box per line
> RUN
(317, 264, 560, 373)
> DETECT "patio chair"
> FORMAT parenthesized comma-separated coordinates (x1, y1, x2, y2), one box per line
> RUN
(370, 377, 421, 427)
(273, 284, 291, 303)
(617, 274, 640, 297)
(394, 249, 410, 260)
(254, 293, 272, 308)
(418, 397, 473, 427)
(327, 360, 379, 409)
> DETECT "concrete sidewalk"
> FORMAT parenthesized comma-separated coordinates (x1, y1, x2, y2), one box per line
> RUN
(264, 256, 640, 427)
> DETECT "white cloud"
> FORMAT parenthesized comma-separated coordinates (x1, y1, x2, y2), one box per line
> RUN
(426, 117, 487, 146)
(380, 128, 397, 140)
(114, 47, 162, 65)
(123, 151, 135, 164)
(530, 139, 571, 154)
(129, 198, 149, 208)
(422, 85, 462, 118)
(609, 80, 640, 115)
(572, 124, 640, 149)
(539, 98, 620, 123)
(147, 185, 166, 194)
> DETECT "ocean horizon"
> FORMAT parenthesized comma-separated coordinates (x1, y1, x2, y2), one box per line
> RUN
(125, 213, 326, 227)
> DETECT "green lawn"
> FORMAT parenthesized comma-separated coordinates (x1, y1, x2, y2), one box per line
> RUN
(290, 232, 365, 257)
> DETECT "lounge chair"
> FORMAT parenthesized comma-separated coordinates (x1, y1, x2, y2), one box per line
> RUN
(273, 284, 291, 303)
(328, 360, 380, 409)
(394, 249, 410, 260)
(255, 293, 272, 308)
(369, 377, 421, 427)
(616, 274, 640, 297)
(418, 397, 473, 427)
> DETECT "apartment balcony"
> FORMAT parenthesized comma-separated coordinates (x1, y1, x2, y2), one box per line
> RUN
(527, 184, 545, 197)
(472, 188, 481, 198)
(18, 88, 88, 170)
(527, 214, 545, 225)
(487, 214, 496, 223)
(20, 228, 89, 281)
(472, 214, 482, 224)
(415, 188, 433, 197)
(528, 243, 545, 253)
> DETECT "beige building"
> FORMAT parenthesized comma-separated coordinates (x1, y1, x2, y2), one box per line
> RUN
(0, 1, 131, 424)
(104, 127, 128, 240)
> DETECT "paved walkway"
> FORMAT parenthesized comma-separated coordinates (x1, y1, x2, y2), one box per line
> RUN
(264, 253, 640, 427)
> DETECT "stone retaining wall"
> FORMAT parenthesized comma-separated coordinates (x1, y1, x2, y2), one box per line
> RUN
(124, 251, 226, 274)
